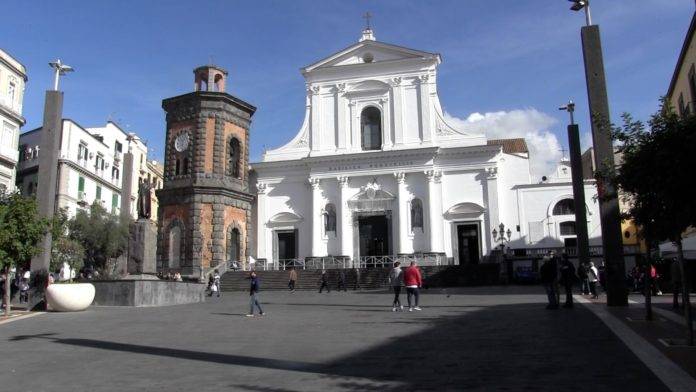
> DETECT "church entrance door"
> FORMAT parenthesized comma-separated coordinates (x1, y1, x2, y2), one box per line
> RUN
(275, 230, 297, 267)
(457, 223, 480, 264)
(358, 215, 391, 257)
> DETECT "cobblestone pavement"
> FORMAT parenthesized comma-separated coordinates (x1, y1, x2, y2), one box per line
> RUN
(0, 286, 669, 392)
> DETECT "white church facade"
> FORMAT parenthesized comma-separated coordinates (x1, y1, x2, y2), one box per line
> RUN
(250, 28, 602, 268)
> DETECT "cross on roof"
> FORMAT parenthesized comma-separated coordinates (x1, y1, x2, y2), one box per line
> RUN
(363, 12, 372, 29)
(559, 147, 568, 160)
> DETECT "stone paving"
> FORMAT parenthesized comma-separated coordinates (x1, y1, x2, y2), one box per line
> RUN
(0, 286, 670, 392)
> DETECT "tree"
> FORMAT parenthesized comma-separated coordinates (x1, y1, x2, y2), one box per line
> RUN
(51, 237, 85, 282)
(606, 100, 696, 344)
(0, 193, 50, 317)
(67, 203, 129, 271)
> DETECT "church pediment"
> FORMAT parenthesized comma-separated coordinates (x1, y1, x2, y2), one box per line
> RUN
(303, 40, 440, 73)
(268, 211, 303, 224)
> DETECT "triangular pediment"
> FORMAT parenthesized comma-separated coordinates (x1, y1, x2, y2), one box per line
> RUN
(303, 40, 439, 73)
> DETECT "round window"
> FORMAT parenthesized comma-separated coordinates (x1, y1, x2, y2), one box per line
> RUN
(362, 52, 374, 63)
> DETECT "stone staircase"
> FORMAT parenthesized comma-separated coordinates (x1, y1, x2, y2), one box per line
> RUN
(220, 268, 392, 291)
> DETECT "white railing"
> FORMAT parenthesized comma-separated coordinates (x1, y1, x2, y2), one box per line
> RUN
(246, 254, 451, 271)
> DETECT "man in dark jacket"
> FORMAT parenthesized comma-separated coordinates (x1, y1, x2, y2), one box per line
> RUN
(559, 254, 576, 308)
(540, 256, 558, 309)
(246, 271, 264, 317)
(319, 270, 330, 293)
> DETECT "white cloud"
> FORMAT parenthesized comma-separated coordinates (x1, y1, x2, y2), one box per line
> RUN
(443, 109, 562, 179)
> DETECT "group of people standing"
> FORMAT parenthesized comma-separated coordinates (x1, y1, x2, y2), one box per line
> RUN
(540, 251, 600, 309)
(388, 261, 423, 312)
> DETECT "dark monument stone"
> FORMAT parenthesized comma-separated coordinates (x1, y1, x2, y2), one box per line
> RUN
(127, 219, 158, 276)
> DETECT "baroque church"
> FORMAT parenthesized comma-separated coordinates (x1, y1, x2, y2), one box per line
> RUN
(154, 27, 604, 278)
(249, 27, 603, 269)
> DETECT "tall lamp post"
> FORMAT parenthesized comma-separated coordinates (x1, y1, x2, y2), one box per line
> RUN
(568, 0, 627, 306)
(493, 223, 512, 283)
(559, 100, 591, 270)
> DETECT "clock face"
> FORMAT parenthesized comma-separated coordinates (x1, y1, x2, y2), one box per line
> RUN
(174, 132, 190, 152)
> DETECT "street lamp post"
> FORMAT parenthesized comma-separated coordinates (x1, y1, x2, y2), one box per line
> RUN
(493, 223, 512, 283)
(568, 0, 627, 306)
(559, 101, 591, 271)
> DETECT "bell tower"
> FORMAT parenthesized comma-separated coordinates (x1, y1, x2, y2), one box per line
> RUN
(157, 65, 256, 279)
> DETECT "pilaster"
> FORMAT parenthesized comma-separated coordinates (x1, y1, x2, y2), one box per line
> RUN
(395, 171, 412, 254)
(418, 75, 433, 143)
(256, 182, 268, 260)
(337, 176, 352, 258)
(425, 169, 443, 253)
(390, 77, 404, 145)
(309, 177, 324, 257)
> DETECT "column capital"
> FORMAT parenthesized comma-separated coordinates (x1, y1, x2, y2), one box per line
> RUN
(309, 177, 321, 189)
(394, 171, 406, 184)
(389, 77, 402, 87)
(418, 74, 430, 84)
(485, 167, 498, 179)
(425, 169, 442, 184)
(337, 176, 350, 187)
(335, 83, 346, 93)
(256, 182, 268, 194)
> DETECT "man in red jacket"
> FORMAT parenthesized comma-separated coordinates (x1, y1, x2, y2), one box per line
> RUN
(403, 261, 422, 311)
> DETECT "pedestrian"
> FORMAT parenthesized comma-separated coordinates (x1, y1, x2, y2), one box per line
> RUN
(246, 271, 265, 317)
(540, 256, 558, 309)
(671, 258, 683, 310)
(588, 262, 599, 299)
(288, 267, 297, 292)
(549, 251, 561, 305)
(577, 262, 590, 295)
(650, 264, 662, 296)
(353, 268, 361, 291)
(389, 261, 404, 311)
(207, 273, 215, 296)
(559, 254, 576, 308)
(319, 270, 330, 293)
(403, 261, 422, 311)
(337, 270, 347, 292)
(213, 269, 221, 297)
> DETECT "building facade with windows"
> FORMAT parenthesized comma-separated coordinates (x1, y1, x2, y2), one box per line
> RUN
(16, 120, 159, 219)
(250, 28, 604, 269)
(667, 10, 696, 116)
(0, 48, 27, 193)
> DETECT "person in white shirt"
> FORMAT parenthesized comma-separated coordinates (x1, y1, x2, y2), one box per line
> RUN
(588, 262, 600, 299)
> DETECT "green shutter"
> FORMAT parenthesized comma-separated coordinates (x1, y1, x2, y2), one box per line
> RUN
(78, 176, 85, 192)
(96, 186, 102, 200)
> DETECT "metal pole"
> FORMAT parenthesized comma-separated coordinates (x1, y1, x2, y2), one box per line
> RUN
(585, 2, 592, 26)
(567, 124, 591, 270)
(580, 25, 627, 306)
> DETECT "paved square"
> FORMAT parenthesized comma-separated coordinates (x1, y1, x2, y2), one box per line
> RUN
(1, 287, 669, 391)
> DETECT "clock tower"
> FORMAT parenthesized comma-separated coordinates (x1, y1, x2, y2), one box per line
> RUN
(157, 65, 256, 279)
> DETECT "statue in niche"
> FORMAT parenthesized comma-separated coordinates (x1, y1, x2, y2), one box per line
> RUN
(137, 179, 152, 219)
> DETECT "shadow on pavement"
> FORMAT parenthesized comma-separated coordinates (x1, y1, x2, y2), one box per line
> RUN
(8, 302, 669, 391)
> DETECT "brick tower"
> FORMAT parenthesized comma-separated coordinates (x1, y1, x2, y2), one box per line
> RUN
(157, 65, 256, 279)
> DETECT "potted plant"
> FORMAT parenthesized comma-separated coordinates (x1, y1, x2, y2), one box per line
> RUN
(46, 236, 94, 312)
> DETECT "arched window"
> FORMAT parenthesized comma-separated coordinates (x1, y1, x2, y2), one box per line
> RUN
(559, 221, 576, 236)
(228, 137, 241, 178)
(324, 204, 336, 233)
(553, 198, 575, 215)
(183, 158, 189, 174)
(361, 107, 382, 150)
(227, 227, 240, 262)
(175, 159, 180, 175)
(214, 74, 224, 92)
(169, 224, 182, 268)
(411, 198, 423, 231)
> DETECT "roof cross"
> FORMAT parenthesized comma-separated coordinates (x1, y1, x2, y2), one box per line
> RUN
(363, 12, 372, 30)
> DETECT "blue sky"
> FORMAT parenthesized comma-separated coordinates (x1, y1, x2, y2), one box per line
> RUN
(1, 0, 693, 176)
